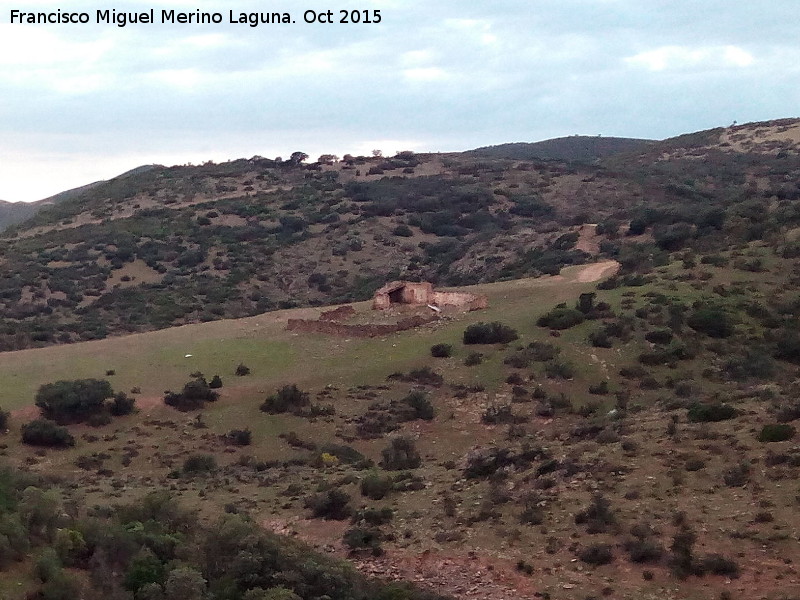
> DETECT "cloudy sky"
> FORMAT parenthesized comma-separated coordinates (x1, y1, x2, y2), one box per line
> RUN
(1, 0, 798, 202)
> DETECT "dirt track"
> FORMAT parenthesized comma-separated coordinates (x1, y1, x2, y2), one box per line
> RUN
(574, 260, 620, 283)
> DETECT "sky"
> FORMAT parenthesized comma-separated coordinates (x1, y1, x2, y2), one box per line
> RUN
(1, 0, 799, 202)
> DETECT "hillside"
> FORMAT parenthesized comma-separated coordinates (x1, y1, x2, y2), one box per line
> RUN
(0, 199, 40, 230)
(1, 117, 798, 353)
(469, 136, 653, 162)
(1, 252, 799, 599)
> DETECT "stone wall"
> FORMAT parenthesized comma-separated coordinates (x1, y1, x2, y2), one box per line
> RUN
(287, 314, 437, 338)
(432, 291, 489, 311)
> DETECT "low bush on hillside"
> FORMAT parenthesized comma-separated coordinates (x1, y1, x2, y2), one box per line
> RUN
(430, 343, 453, 358)
(464, 352, 483, 366)
(687, 305, 736, 338)
(537, 306, 585, 330)
(109, 392, 136, 416)
(225, 429, 252, 446)
(21, 419, 75, 448)
(463, 322, 519, 344)
(209, 375, 223, 389)
(758, 423, 795, 442)
(343, 526, 384, 555)
(381, 437, 422, 470)
(687, 402, 736, 423)
(164, 378, 219, 411)
(399, 391, 435, 421)
(579, 543, 614, 565)
(235, 363, 251, 376)
(260, 384, 310, 414)
(361, 471, 393, 500)
(305, 489, 352, 520)
(182, 454, 217, 474)
(0, 408, 9, 431)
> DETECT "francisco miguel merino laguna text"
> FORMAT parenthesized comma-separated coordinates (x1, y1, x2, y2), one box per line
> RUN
(8, 8, 382, 27)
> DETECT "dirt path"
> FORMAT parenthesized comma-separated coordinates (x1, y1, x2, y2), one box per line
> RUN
(574, 260, 619, 283)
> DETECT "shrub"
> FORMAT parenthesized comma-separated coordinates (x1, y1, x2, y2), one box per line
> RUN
(360, 471, 393, 500)
(645, 329, 673, 344)
(537, 306, 584, 330)
(400, 391, 435, 421)
(430, 343, 453, 358)
(21, 419, 75, 448)
(625, 538, 664, 563)
(225, 429, 252, 446)
(235, 363, 251, 376)
(481, 404, 518, 425)
(758, 423, 795, 443)
(164, 378, 219, 411)
(305, 489, 352, 520)
(588, 329, 612, 348)
(574, 494, 616, 533)
(687, 403, 736, 423)
(35, 379, 114, 424)
(381, 437, 421, 470)
(0, 408, 9, 431)
(392, 224, 413, 237)
(182, 454, 216, 474)
(579, 543, 614, 565)
(342, 526, 383, 555)
(402, 366, 444, 386)
(87, 411, 112, 427)
(699, 554, 739, 577)
(209, 375, 223, 389)
(464, 352, 483, 366)
(260, 385, 310, 414)
(687, 306, 735, 338)
(463, 322, 519, 344)
(545, 360, 575, 380)
(109, 392, 136, 416)
(723, 462, 750, 487)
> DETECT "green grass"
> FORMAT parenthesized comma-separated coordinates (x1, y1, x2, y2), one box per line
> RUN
(0, 264, 607, 411)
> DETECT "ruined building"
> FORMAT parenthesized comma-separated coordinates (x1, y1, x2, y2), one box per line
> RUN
(371, 281, 488, 312)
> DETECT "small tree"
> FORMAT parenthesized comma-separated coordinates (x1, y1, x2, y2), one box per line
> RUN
(35, 379, 113, 424)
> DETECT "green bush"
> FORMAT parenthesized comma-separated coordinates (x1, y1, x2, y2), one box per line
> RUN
(21, 419, 75, 448)
(758, 423, 795, 443)
(400, 391, 435, 421)
(687, 403, 736, 423)
(305, 489, 352, 520)
(342, 526, 383, 555)
(687, 306, 735, 338)
(225, 429, 252, 446)
(235, 363, 251, 376)
(381, 437, 421, 470)
(361, 471, 393, 500)
(109, 392, 136, 416)
(430, 343, 453, 358)
(209, 375, 223, 389)
(463, 322, 519, 344)
(578, 543, 614, 565)
(537, 306, 584, 330)
(464, 352, 483, 366)
(164, 378, 219, 411)
(260, 384, 310, 414)
(35, 379, 113, 424)
(0, 408, 9, 431)
(182, 454, 217, 475)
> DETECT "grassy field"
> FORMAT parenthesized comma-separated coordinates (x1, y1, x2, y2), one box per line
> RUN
(0, 262, 612, 411)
